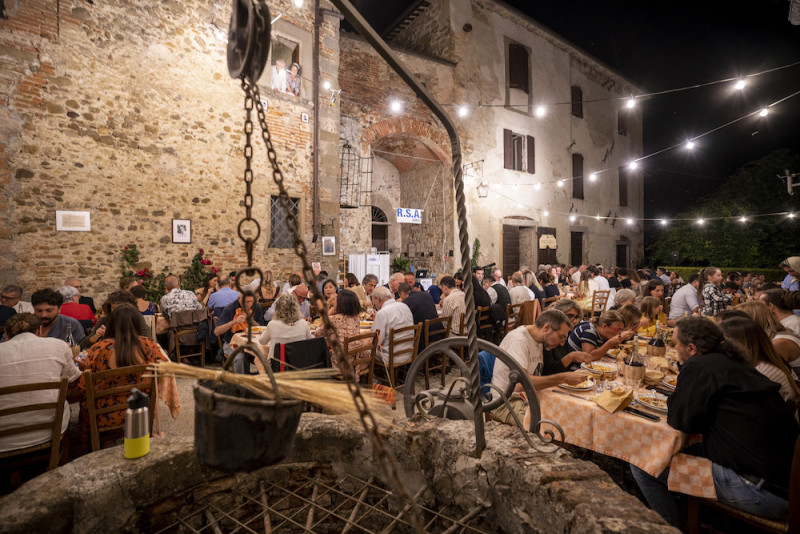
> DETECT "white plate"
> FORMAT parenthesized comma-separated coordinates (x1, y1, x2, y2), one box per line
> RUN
(661, 376, 677, 389)
(581, 362, 617, 374)
(635, 392, 668, 412)
(559, 379, 594, 391)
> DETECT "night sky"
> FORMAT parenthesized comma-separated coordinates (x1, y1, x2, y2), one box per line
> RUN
(344, 0, 800, 220)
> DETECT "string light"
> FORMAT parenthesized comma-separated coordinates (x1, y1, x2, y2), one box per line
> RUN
(535, 105, 546, 117)
(739, 216, 747, 223)
(790, 213, 796, 219)
(535, 183, 542, 190)
(628, 161, 639, 171)
(589, 173, 597, 182)
(557, 180, 565, 187)
(569, 214, 577, 222)
(595, 214, 601, 220)
(626, 97, 636, 109)
(389, 100, 403, 113)
(323, 80, 331, 90)
(734, 79, 746, 90)
(626, 218, 634, 225)
(543, 210, 549, 216)
(685, 140, 695, 150)
(458, 105, 469, 118)
(660, 219, 668, 226)
(697, 218, 705, 225)
(293, 0, 303, 6)
(759, 107, 769, 117)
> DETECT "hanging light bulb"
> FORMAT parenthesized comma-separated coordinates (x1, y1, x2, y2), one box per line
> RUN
(476, 179, 489, 198)
(626, 96, 636, 109)
(626, 218, 634, 226)
(457, 105, 469, 118)
(513, 183, 518, 190)
(628, 161, 639, 171)
(685, 140, 695, 150)
(543, 210, 549, 216)
(789, 212, 796, 219)
(734, 79, 746, 90)
(535, 105, 546, 117)
(569, 214, 577, 223)
(759, 107, 769, 117)
(589, 173, 597, 182)
(534, 183, 542, 191)
(557, 180, 565, 187)
(697, 218, 705, 225)
(739, 216, 747, 223)
(293, 0, 303, 7)
(389, 100, 403, 114)
(323, 80, 331, 90)
(595, 214, 601, 220)
(660, 219, 667, 226)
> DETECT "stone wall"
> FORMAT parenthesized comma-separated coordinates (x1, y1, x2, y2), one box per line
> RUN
(0, 0, 341, 300)
(389, 0, 456, 62)
(0, 414, 678, 533)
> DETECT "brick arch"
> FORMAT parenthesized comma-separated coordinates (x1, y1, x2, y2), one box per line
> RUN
(360, 117, 452, 164)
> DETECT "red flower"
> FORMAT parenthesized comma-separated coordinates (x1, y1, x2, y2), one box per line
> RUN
(211, 266, 219, 274)
(198, 248, 205, 254)
(145, 272, 152, 278)
(136, 270, 144, 276)
(124, 245, 129, 250)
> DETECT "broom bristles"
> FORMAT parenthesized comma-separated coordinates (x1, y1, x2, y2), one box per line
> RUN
(152, 361, 386, 418)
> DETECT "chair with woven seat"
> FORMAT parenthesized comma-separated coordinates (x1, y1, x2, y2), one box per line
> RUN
(423, 315, 452, 389)
(374, 323, 422, 409)
(85, 365, 156, 452)
(343, 331, 378, 386)
(0, 377, 69, 490)
(687, 435, 800, 534)
(590, 290, 610, 317)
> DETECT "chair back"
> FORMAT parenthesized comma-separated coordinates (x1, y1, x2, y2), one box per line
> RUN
(424, 315, 451, 346)
(590, 290, 610, 316)
(169, 308, 211, 366)
(271, 337, 332, 373)
(476, 305, 493, 339)
(388, 323, 422, 368)
(504, 303, 524, 335)
(343, 331, 378, 386)
(85, 364, 155, 452)
(542, 295, 561, 309)
(143, 315, 158, 342)
(0, 377, 69, 471)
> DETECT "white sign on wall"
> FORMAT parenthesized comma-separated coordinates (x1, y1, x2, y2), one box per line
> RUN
(395, 208, 423, 224)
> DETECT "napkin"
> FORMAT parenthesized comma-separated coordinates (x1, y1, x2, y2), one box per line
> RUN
(644, 369, 665, 385)
(594, 387, 634, 413)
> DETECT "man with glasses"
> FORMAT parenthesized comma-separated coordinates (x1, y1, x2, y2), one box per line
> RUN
(488, 309, 586, 425)
(542, 299, 594, 375)
(1, 285, 33, 314)
(65, 277, 96, 315)
(566, 309, 634, 362)
(264, 283, 310, 322)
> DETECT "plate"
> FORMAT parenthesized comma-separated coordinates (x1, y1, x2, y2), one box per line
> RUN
(250, 326, 266, 334)
(581, 362, 617, 374)
(559, 379, 594, 391)
(360, 321, 374, 328)
(661, 376, 677, 389)
(635, 392, 668, 412)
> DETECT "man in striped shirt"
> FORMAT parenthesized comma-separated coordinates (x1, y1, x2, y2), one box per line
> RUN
(438, 276, 465, 336)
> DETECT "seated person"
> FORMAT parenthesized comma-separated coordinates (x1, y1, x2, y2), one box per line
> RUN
(82, 290, 151, 350)
(609, 288, 636, 310)
(130, 284, 157, 315)
(76, 304, 168, 450)
(206, 275, 240, 311)
(541, 299, 593, 375)
(30, 288, 85, 345)
(398, 282, 443, 349)
(214, 293, 264, 372)
(1, 284, 34, 314)
(57, 285, 96, 334)
(566, 310, 633, 363)
(538, 271, 560, 300)
(371, 286, 414, 365)
(315, 290, 371, 380)
(637, 296, 665, 336)
(264, 283, 310, 321)
(256, 293, 312, 370)
(0, 305, 15, 329)
(631, 317, 799, 528)
(489, 309, 585, 424)
(0, 314, 81, 471)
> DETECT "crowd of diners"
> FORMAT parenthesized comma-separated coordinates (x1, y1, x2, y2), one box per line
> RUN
(1, 256, 799, 521)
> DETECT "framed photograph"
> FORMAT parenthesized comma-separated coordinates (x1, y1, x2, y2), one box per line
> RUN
(56, 210, 91, 232)
(172, 219, 191, 244)
(322, 236, 336, 256)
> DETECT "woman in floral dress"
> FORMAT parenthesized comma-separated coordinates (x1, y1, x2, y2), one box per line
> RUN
(315, 290, 372, 381)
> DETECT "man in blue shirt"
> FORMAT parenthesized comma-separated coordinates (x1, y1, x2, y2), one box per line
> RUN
(780, 257, 799, 292)
(206, 276, 240, 311)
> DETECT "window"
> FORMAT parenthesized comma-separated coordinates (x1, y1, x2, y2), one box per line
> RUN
(507, 43, 529, 94)
(618, 110, 628, 136)
(570, 231, 583, 267)
(618, 167, 628, 207)
(503, 129, 535, 174)
(268, 35, 300, 91)
(571, 86, 583, 118)
(269, 195, 300, 248)
(572, 153, 584, 199)
(371, 206, 388, 252)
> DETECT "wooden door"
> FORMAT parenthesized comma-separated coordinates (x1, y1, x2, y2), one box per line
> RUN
(502, 225, 520, 276)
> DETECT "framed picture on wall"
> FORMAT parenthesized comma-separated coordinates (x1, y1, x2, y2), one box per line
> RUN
(56, 211, 91, 232)
(322, 236, 336, 256)
(172, 219, 191, 244)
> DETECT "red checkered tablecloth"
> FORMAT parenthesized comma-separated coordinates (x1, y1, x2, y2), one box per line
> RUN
(534, 388, 715, 498)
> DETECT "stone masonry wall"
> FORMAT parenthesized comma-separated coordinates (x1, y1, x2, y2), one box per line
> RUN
(0, 0, 340, 300)
(389, 0, 455, 62)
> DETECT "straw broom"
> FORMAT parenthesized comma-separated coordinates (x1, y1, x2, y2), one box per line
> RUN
(152, 361, 387, 419)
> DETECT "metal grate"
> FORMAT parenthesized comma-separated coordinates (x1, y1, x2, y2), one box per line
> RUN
(153, 470, 493, 534)
(339, 143, 373, 209)
(270, 195, 300, 248)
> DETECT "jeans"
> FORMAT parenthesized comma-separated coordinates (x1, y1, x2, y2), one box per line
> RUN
(631, 462, 789, 529)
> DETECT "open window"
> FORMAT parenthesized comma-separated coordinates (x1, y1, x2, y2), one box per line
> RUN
(503, 129, 535, 174)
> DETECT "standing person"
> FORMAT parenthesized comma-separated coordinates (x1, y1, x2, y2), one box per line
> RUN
(699, 266, 732, 317)
(631, 316, 799, 528)
(286, 62, 301, 96)
(270, 59, 287, 92)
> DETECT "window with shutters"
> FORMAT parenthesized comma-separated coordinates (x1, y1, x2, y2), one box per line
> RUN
(572, 153, 584, 199)
(618, 167, 628, 207)
(269, 195, 300, 248)
(503, 129, 535, 174)
(571, 86, 583, 118)
(618, 110, 628, 136)
(507, 43, 529, 94)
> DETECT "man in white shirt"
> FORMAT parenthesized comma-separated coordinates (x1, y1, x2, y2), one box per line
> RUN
(482, 277, 498, 305)
(492, 268, 507, 287)
(0, 314, 81, 454)
(668, 274, 701, 323)
(270, 59, 288, 92)
(159, 275, 202, 319)
(1, 285, 33, 314)
(508, 272, 532, 305)
(572, 265, 587, 285)
(371, 286, 414, 364)
(489, 309, 584, 424)
(592, 266, 613, 309)
(438, 275, 465, 335)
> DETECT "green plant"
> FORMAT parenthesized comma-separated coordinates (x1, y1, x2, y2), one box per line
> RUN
(391, 256, 411, 273)
(182, 248, 216, 292)
(120, 244, 217, 304)
(471, 238, 481, 269)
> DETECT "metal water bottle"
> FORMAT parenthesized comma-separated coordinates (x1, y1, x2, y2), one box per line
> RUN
(124, 388, 150, 459)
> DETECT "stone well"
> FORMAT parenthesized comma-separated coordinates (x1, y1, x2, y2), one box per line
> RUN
(0, 414, 677, 533)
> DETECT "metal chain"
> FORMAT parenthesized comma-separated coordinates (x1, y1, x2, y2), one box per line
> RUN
(243, 78, 422, 531)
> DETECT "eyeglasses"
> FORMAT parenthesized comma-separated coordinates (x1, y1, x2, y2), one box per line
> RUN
(0, 294, 19, 301)
(566, 313, 580, 321)
(605, 325, 622, 333)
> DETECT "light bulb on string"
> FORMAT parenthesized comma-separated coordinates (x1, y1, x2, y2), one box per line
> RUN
(535, 105, 546, 117)
(759, 107, 769, 117)
(626, 218, 634, 226)
(389, 100, 403, 114)
(557, 180, 565, 187)
(697, 218, 705, 225)
(535, 183, 542, 191)
(569, 214, 577, 223)
(739, 216, 747, 223)
(543, 210, 549, 216)
(457, 105, 469, 118)
(293, 0, 303, 7)
(626, 97, 636, 109)
(789, 213, 796, 219)
(589, 173, 597, 182)
(628, 161, 639, 171)
(734, 79, 746, 90)
(595, 214, 601, 220)
(685, 140, 695, 150)
(323, 80, 331, 90)
(660, 219, 668, 226)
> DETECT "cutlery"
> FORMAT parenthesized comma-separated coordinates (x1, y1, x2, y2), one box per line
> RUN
(551, 389, 593, 402)
(623, 407, 661, 422)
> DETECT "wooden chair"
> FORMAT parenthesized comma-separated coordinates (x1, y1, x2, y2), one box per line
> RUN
(663, 296, 671, 318)
(590, 290, 611, 317)
(374, 323, 422, 409)
(542, 295, 561, 308)
(688, 435, 800, 534)
(423, 315, 452, 389)
(476, 305, 493, 343)
(143, 314, 158, 342)
(0, 378, 69, 479)
(504, 303, 524, 335)
(169, 308, 211, 367)
(85, 365, 156, 452)
(343, 331, 378, 387)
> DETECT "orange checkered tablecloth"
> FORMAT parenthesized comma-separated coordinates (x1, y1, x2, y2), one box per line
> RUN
(536, 388, 716, 499)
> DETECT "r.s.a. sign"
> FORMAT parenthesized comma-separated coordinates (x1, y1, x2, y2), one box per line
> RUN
(395, 208, 423, 224)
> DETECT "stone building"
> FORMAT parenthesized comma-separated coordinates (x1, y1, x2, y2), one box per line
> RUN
(0, 0, 642, 301)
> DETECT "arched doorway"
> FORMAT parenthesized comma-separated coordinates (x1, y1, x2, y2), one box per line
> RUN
(371, 206, 389, 252)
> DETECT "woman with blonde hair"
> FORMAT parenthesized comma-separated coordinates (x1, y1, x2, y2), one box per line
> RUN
(566, 310, 634, 361)
(257, 269, 280, 306)
(737, 300, 800, 370)
(719, 317, 800, 404)
(638, 296, 665, 336)
(258, 293, 312, 361)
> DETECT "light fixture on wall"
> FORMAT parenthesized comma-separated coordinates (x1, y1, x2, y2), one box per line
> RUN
(476, 179, 489, 198)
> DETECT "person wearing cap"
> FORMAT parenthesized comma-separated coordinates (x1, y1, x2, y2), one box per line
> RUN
(264, 283, 310, 321)
(780, 257, 799, 292)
